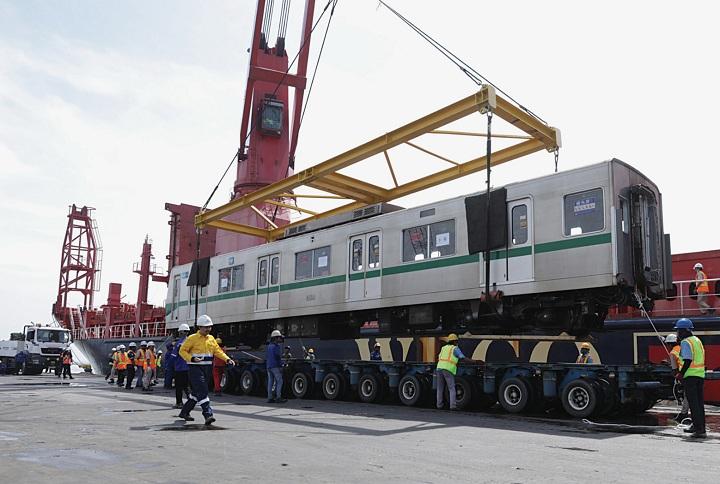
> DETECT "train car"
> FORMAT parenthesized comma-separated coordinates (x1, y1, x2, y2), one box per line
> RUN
(165, 159, 670, 343)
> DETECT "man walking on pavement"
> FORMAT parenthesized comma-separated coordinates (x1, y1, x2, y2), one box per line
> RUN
(135, 341, 147, 389)
(436, 334, 475, 410)
(178, 315, 235, 425)
(105, 347, 117, 383)
(266, 330, 286, 403)
(115, 345, 129, 388)
(142, 342, 157, 392)
(125, 342, 137, 390)
(674, 318, 707, 438)
(172, 324, 191, 409)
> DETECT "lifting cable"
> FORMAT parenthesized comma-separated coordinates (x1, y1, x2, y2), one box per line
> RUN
(278, 0, 292, 41)
(262, 0, 275, 44)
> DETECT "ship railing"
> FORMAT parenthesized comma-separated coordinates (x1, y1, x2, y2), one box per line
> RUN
(71, 322, 169, 340)
(614, 277, 720, 319)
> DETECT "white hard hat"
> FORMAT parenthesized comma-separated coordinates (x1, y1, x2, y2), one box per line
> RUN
(111, 347, 117, 351)
(664, 334, 678, 344)
(271, 329, 282, 338)
(694, 262, 704, 270)
(128, 342, 137, 347)
(118, 344, 126, 349)
(197, 314, 213, 327)
(157, 350, 163, 354)
(140, 341, 147, 346)
(178, 323, 190, 332)
(148, 341, 155, 347)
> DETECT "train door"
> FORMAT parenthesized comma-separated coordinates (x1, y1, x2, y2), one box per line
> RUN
(256, 254, 280, 311)
(171, 274, 180, 320)
(347, 231, 382, 301)
(507, 198, 534, 282)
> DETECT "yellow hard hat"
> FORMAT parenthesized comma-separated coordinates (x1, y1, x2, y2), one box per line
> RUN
(215, 337, 222, 345)
(580, 342, 591, 350)
(447, 333, 459, 342)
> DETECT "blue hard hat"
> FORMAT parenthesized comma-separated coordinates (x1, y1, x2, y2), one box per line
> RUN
(673, 318, 694, 330)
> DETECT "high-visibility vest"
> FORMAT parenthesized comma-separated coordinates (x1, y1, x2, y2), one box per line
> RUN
(436, 344, 459, 375)
(116, 352, 129, 370)
(111, 351, 118, 368)
(135, 349, 146, 367)
(696, 271, 709, 294)
(63, 355, 71, 365)
(670, 345, 683, 370)
(576, 354, 590, 364)
(684, 336, 705, 378)
(145, 350, 156, 370)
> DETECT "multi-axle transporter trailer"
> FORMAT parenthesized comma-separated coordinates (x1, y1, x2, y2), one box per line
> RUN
(221, 358, 718, 419)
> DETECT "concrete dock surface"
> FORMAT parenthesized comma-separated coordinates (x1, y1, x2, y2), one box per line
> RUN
(1, 373, 718, 484)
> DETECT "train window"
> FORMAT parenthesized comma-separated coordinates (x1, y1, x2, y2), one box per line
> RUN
(430, 220, 455, 258)
(295, 250, 313, 280)
(564, 188, 604, 236)
(313, 246, 331, 277)
(258, 259, 268, 286)
(403, 220, 455, 262)
(512, 205, 528, 245)
(219, 265, 244, 293)
(368, 235, 380, 268)
(352, 239, 363, 271)
(620, 198, 630, 234)
(296, 246, 331, 280)
(270, 257, 279, 285)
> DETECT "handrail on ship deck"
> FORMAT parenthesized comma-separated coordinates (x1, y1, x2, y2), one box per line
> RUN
(613, 277, 720, 319)
(71, 321, 169, 341)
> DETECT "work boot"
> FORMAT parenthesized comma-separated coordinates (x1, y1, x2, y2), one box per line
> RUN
(204, 415, 216, 426)
(267, 398, 276, 403)
(178, 413, 194, 421)
(276, 398, 287, 403)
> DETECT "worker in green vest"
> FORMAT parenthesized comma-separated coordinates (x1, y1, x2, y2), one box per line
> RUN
(436, 333, 474, 410)
(674, 318, 706, 438)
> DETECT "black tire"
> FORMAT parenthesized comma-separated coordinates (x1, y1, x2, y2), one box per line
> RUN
(322, 372, 345, 400)
(398, 374, 423, 407)
(291, 372, 314, 399)
(220, 368, 237, 394)
(498, 377, 533, 413)
(239, 369, 257, 395)
(357, 373, 382, 403)
(561, 378, 599, 418)
(453, 376, 474, 410)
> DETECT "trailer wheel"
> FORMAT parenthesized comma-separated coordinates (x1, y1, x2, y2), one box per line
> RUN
(358, 374, 382, 403)
(322, 372, 345, 400)
(239, 369, 257, 395)
(498, 377, 532, 413)
(561, 379, 599, 418)
(398, 375, 423, 406)
(454, 376, 474, 410)
(291, 372, 314, 399)
(220, 369, 237, 394)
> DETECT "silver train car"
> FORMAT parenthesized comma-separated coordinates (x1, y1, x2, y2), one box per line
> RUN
(166, 159, 670, 345)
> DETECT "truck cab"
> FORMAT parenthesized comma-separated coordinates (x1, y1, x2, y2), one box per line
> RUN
(0, 325, 71, 375)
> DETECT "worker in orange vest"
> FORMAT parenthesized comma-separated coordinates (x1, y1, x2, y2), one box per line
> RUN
(115, 345, 130, 387)
(693, 263, 715, 315)
(142, 342, 157, 392)
(212, 338, 227, 396)
(61, 350, 74, 380)
(576, 343, 594, 364)
(135, 341, 147, 390)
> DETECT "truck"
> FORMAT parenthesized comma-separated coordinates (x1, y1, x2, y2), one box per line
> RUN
(0, 324, 71, 375)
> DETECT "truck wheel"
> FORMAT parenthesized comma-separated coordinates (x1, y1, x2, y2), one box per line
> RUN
(220, 369, 237, 394)
(358, 373, 382, 403)
(291, 372, 314, 399)
(498, 377, 532, 413)
(239, 369, 257, 395)
(322, 372, 345, 400)
(561, 379, 599, 418)
(454, 376, 474, 410)
(398, 374, 423, 406)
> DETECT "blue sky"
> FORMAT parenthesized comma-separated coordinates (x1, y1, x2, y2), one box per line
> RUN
(1, 0, 720, 339)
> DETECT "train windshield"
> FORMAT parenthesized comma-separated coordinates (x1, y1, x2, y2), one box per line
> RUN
(36, 329, 70, 343)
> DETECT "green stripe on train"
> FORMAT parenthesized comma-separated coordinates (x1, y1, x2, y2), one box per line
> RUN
(165, 232, 611, 312)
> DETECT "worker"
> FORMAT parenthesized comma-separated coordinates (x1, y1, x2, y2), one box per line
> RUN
(115, 345, 129, 387)
(104, 347, 116, 381)
(370, 342, 382, 361)
(576, 343, 594, 364)
(693, 263, 714, 315)
(163, 341, 176, 389)
(663, 334, 689, 421)
(61, 350, 74, 380)
(135, 341, 147, 389)
(173, 324, 191, 409)
(142, 342, 157, 392)
(125, 342, 137, 390)
(674, 318, 706, 438)
(436, 334, 473, 410)
(212, 337, 227, 396)
(304, 347, 316, 361)
(266, 330, 286, 403)
(178, 315, 235, 425)
(282, 345, 294, 361)
(106, 347, 117, 384)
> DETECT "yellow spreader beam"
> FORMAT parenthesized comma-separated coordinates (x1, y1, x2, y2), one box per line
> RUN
(195, 86, 560, 240)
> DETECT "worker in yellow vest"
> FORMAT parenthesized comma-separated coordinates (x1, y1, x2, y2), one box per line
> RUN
(693, 263, 714, 315)
(664, 334, 690, 421)
(436, 333, 474, 410)
(576, 342, 594, 364)
(674, 318, 706, 438)
(115, 345, 130, 388)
